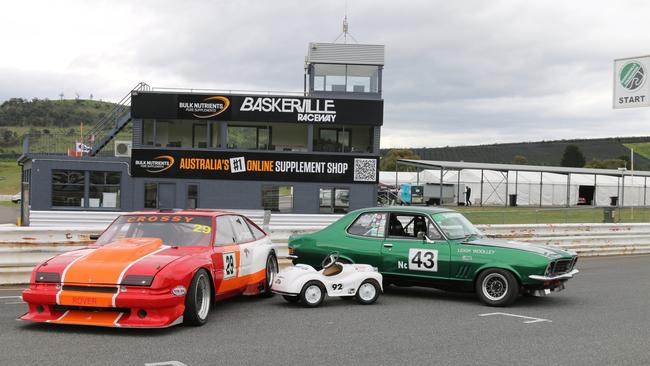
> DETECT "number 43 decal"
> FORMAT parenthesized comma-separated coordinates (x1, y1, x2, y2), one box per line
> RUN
(408, 249, 438, 272)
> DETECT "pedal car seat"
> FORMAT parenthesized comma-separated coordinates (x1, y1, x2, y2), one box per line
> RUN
(322, 263, 343, 276)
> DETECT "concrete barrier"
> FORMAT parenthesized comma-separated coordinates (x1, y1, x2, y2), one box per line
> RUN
(2, 220, 650, 284)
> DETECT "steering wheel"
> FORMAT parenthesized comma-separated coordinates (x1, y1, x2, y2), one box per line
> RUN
(321, 252, 340, 269)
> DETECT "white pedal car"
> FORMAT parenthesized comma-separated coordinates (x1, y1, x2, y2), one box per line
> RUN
(272, 253, 383, 307)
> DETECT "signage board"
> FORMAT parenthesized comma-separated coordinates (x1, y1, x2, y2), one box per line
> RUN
(131, 148, 379, 184)
(613, 56, 650, 109)
(131, 92, 383, 126)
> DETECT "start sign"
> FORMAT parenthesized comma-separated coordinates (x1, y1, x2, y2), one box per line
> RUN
(613, 56, 650, 109)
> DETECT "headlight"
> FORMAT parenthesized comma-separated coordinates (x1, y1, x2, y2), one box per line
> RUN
(121, 275, 154, 286)
(35, 272, 61, 283)
(288, 247, 295, 256)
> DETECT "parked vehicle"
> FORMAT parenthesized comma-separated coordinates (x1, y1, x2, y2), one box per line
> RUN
(288, 207, 578, 306)
(272, 252, 382, 307)
(21, 209, 278, 328)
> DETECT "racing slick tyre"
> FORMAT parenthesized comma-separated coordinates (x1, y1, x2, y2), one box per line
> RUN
(260, 253, 278, 298)
(299, 281, 326, 307)
(355, 279, 381, 305)
(282, 295, 300, 303)
(184, 269, 212, 326)
(475, 268, 519, 307)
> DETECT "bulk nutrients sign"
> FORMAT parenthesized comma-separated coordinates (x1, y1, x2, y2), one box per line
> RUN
(613, 56, 650, 109)
(131, 92, 383, 126)
(131, 148, 379, 184)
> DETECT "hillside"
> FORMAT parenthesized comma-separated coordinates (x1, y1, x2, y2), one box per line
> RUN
(381, 137, 650, 170)
(0, 98, 119, 156)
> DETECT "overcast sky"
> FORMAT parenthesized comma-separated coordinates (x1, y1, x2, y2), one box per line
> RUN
(2, 0, 650, 148)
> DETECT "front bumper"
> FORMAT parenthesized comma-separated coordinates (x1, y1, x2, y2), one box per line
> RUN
(20, 284, 185, 328)
(529, 269, 579, 281)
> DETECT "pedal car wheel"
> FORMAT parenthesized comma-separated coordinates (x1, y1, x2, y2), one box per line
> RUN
(299, 281, 325, 307)
(183, 269, 212, 326)
(260, 253, 278, 298)
(282, 295, 300, 303)
(355, 279, 380, 305)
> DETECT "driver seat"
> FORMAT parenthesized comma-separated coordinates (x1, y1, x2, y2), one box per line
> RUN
(322, 263, 343, 276)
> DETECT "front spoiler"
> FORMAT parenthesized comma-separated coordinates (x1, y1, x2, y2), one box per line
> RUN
(529, 269, 579, 281)
(19, 308, 184, 328)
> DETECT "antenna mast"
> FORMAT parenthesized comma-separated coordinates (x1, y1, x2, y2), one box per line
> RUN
(333, 9, 358, 44)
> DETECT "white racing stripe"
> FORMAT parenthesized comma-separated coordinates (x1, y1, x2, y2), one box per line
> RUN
(56, 250, 93, 305)
(113, 312, 124, 327)
(111, 246, 170, 307)
(46, 310, 70, 323)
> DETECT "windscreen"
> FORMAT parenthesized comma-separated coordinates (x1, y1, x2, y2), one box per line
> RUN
(95, 214, 213, 246)
(431, 212, 483, 240)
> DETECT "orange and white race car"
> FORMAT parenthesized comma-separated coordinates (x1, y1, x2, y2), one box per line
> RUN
(21, 209, 278, 328)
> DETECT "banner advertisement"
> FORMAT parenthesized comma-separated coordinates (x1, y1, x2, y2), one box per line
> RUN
(131, 92, 383, 126)
(613, 56, 650, 109)
(131, 148, 379, 184)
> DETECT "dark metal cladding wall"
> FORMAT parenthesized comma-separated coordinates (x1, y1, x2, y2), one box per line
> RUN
(26, 157, 376, 213)
(28, 157, 133, 211)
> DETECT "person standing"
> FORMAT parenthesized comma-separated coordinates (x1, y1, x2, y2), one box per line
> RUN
(465, 186, 472, 206)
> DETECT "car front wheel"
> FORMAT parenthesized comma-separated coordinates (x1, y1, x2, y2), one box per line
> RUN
(355, 279, 380, 305)
(184, 269, 212, 326)
(475, 269, 519, 307)
(299, 281, 325, 307)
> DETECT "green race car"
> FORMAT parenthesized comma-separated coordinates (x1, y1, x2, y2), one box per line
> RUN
(288, 207, 578, 306)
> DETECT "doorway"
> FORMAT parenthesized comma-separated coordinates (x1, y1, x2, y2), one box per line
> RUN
(578, 185, 595, 205)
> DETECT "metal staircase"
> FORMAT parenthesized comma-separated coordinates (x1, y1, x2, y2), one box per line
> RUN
(86, 82, 150, 156)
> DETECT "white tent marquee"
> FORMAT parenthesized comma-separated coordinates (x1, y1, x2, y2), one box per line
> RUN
(382, 160, 650, 207)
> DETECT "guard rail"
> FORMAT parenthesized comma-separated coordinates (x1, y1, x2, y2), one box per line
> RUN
(2, 216, 650, 284)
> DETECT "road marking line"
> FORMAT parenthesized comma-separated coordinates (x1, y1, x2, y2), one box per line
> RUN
(479, 312, 552, 324)
(0, 296, 22, 299)
(4, 301, 25, 305)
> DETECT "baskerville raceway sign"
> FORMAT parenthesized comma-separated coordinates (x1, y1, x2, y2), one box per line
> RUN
(613, 56, 650, 109)
(131, 92, 383, 126)
(131, 149, 379, 184)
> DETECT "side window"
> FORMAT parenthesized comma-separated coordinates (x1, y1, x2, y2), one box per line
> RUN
(427, 220, 443, 240)
(388, 213, 429, 239)
(246, 218, 266, 240)
(214, 216, 236, 246)
(347, 212, 387, 238)
(229, 216, 255, 243)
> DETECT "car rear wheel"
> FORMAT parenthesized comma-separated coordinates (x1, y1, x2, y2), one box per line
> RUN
(355, 279, 380, 305)
(299, 281, 325, 307)
(475, 269, 519, 307)
(260, 252, 278, 298)
(184, 269, 212, 326)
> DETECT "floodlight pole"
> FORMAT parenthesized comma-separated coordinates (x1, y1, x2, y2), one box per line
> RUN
(504, 171, 509, 207)
(457, 170, 461, 206)
(480, 169, 483, 207)
(539, 172, 543, 208)
(439, 167, 443, 206)
(566, 173, 571, 208)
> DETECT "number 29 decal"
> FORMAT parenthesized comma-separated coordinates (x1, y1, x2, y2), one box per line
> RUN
(223, 252, 237, 279)
(408, 248, 438, 272)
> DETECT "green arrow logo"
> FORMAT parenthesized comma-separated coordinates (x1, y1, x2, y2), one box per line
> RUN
(619, 61, 646, 91)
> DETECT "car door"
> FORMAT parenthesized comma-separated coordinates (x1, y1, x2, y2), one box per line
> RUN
(211, 215, 238, 296)
(380, 212, 450, 281)
(327, 211, 387, 267)
(229, 215, 260, 285)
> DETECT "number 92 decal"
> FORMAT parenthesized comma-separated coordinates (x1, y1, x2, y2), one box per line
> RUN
(408, 248, 438, 272)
